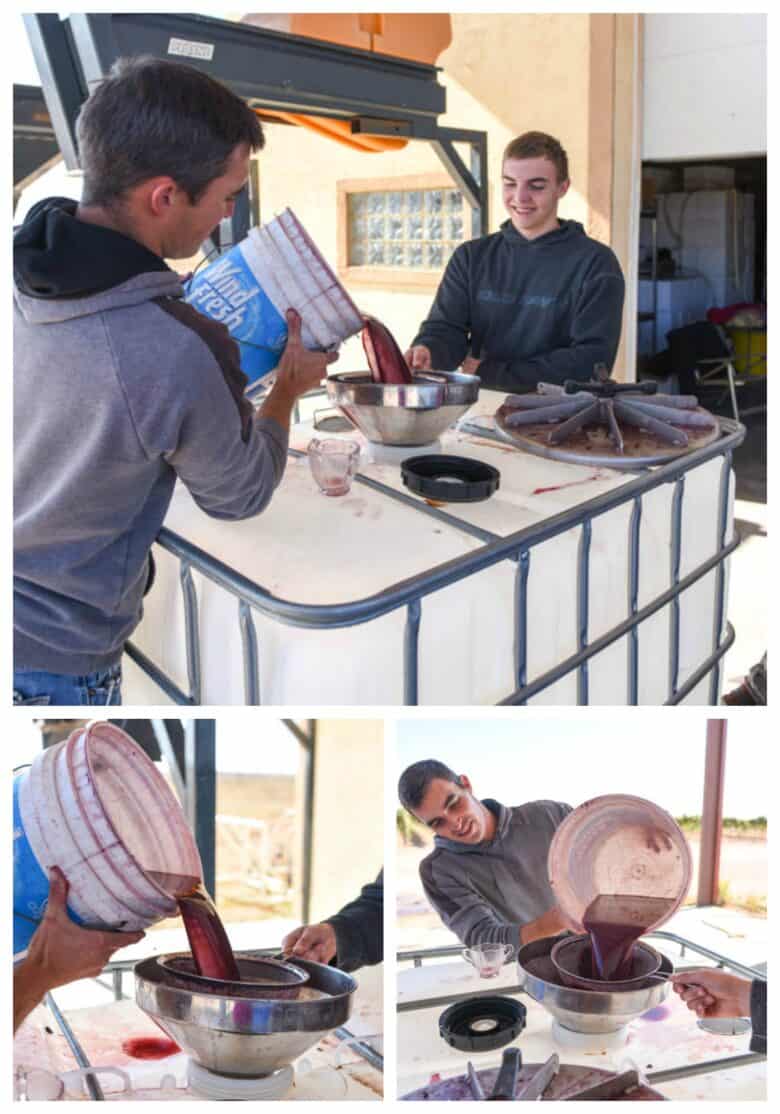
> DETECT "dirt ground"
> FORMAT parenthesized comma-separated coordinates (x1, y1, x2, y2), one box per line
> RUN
(396, 830, 767, 950)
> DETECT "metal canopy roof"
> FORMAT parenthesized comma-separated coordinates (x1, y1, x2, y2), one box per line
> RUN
(24, 12, 488, 238)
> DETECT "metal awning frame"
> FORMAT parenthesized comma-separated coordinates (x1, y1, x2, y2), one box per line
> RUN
(23, 12, 489, 241)
(282, 719, 317, 924)
(150, 719, 217, 897)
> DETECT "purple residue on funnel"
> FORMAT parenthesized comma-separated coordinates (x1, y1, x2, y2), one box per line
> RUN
(641, 1005, 670, 1021)
(232, 1000, 254, 1027)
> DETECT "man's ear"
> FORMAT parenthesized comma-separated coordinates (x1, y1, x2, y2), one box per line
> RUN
(146, 178, 180, 217)
(556, 177, 571, 201)
(459, 774, 472, 791)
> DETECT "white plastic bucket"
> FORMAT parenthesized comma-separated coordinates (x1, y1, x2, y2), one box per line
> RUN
(186, 207, 364, 386)
(13, 721, 201, 958)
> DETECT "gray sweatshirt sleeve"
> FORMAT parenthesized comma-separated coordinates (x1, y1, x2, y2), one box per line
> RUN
(420, 856, 522, 949)
(478, 257, 625, 390)
(131, 298, 289, 520)
(166, 406, 288, 522)
(411, 245, 472, 370)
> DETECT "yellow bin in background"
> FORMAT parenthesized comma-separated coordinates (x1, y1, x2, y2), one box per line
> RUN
(727, 325, 767, 377)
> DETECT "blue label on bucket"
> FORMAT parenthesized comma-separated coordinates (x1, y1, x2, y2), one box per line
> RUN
(186, 244, 289, 385)
(13, 772, 83, 956)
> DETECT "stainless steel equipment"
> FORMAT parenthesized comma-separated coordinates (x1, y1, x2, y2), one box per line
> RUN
(326, 371, 480, 446)
(517, 936, 672, 1035)
(135, 952, 356, 1078)
(159, 953, 310, 995)
(550, 935, 664, 992)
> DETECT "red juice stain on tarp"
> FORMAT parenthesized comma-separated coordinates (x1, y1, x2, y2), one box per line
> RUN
(122, 1036, 180, 1060)
(146, 871, 241, 982)
(583, 894, 675, 981)
(532, 473, 606, 496)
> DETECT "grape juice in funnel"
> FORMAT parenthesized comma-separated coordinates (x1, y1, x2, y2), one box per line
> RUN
(582, 894, 675, 981)
(548, 794, 693, 985)
(147, 871, 240, 982)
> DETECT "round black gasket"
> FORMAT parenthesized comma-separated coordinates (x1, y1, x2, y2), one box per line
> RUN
(439, 996, 527, 1052)
(401, 454, 500, 503)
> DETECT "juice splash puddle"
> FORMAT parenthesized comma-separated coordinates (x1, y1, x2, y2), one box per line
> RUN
(122, 1037, 181, 1060)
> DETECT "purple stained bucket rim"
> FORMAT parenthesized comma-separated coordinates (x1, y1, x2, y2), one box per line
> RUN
(69, 723, 202, 907)
(277, 207, 363, 330)
(547, 793, 693, 934)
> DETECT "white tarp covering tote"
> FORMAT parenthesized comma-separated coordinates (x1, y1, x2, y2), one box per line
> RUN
(124, 392, 733, 706)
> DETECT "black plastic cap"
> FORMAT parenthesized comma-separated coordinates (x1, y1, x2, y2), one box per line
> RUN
(401, 454, 500, 503)
(439, 995, 527, 1053)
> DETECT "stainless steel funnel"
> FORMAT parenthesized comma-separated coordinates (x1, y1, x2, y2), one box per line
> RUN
(135, 952, 356, 1077)
(326, 371, 479, 446)
(517, 936, 672, 1035)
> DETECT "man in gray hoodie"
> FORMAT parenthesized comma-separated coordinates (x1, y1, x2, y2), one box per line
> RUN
(405, 131, 625, 392)
(399, 759, 570, 949)
(14, 56, 336, 705)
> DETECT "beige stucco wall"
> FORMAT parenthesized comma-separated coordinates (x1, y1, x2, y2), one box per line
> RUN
(298, 719, 384, 924)
(254, 13, 636, 377)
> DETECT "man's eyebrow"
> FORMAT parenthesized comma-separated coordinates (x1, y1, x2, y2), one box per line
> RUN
(426, 793, 458, 827)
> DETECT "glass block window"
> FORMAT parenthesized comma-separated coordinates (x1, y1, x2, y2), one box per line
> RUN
(348, 187, 466, 269)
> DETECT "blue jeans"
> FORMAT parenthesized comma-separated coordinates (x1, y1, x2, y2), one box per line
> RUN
(13, 664, 122, 706)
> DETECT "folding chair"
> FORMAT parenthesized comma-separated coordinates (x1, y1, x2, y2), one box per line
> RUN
(666, 321, 763, 423)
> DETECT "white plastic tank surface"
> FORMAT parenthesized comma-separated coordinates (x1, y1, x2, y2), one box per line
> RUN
(17, 722, 201, 934)
(124, 392, 734, 706)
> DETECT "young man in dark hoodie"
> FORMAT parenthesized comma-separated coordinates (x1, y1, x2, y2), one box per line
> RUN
(398, 759, 571, 950)
(14, 56, 336, 706)
(405, 131, 625, 392)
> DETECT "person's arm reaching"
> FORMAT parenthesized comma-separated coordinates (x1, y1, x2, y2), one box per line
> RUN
(258, 309, 338, 432)
(173, 308, 336, 519)
(519, 906, 568, 945)
(323, 870, 383, 972)
(672, 969, 766, 1053)
(281, 922, 338, 966)
(281, 871, 383, 973)
(477, 259, 625, 391)
(130, 306, 336, 521)
(421, 859, 565, 950)
(14, 868, 145, 1033)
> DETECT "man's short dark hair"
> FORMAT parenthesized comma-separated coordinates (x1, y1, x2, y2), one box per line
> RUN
(502, 131, 569, 183)
(398, 759, 461, 813)
(77, 55, 265, 208)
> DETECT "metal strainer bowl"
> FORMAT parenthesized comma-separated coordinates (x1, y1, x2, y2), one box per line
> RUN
(326, 370, 479, 446)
